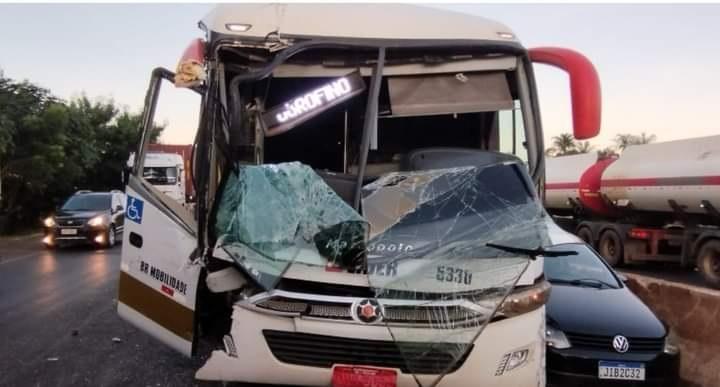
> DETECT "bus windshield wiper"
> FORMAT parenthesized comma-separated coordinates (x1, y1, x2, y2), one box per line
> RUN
(486, 243, 578, 260)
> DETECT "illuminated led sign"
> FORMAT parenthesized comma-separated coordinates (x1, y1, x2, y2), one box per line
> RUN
(262, 71, 366, 136)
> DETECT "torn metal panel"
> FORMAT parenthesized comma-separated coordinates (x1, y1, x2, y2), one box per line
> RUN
(213, 159, 548, 386)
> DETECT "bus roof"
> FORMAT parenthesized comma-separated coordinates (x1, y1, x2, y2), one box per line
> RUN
(200, 4, 518, 44)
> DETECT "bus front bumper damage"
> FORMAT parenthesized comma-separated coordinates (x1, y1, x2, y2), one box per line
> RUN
(196, 304, 546, 387)
(199, 160, 551, 386)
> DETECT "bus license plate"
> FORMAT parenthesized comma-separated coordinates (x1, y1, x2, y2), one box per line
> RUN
(332, 366, 396, 387)
(598, 361, 645, 381)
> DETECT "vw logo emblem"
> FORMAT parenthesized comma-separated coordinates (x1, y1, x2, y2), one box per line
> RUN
(351, 299, 383, 324)
(612, 335, 630, 353)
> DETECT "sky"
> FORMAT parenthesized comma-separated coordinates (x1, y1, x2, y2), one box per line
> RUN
(1, 3, 719, 148)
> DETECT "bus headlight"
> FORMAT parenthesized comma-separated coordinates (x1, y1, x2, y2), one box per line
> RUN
(497, 280, 551, 318)
(43, 217, 56, 227)
(88, 216, 106, 227)
(546, 325, 572, 349)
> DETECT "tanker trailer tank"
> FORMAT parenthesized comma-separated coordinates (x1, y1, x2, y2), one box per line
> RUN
(544, 135, 720, 288)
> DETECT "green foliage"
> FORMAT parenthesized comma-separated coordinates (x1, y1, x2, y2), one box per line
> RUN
(545, 132, 657, 159)
(545, 133, 594, 157)
(613, 132, 657, 151)
(0, 74, 164, 231)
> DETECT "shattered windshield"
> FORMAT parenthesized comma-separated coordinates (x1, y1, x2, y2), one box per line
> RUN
(213, 46, 547, 386)
(214, 162, 369, 289)
(214, 159, 549, 385)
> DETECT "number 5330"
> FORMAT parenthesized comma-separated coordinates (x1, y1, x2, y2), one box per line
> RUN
(436, 265, 472, 285)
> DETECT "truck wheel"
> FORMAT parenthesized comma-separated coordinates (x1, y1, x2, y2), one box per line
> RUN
(599, 230, 623, 267)
(698, 240, 720, 289)
(577, 228, 594, 247)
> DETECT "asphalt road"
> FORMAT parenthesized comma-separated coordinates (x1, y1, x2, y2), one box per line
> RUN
(0, 234, 710, 387)
(0, 235, 208, 387)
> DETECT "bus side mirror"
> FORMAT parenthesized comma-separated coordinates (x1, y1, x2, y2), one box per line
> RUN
(529, 47, 601, 140)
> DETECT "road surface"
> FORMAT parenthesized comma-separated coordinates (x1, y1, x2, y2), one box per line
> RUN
(0, 234, 709, 386)
(0, 235, 207, 387)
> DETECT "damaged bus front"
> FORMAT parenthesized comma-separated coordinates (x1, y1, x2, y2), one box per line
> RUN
(117, 4, 601, 387)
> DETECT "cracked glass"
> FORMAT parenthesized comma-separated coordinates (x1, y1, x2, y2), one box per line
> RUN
(214, 158, 549, 386)
(214, 162, 369, 290)
(362, 161, 549, 386)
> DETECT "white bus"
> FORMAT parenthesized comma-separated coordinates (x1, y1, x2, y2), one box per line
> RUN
(118, 4, 601, 386)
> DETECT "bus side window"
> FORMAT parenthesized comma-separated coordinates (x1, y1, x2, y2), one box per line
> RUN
(498, 101, 528, 162)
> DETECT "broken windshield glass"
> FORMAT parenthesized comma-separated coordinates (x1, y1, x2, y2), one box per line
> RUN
(214, 157, 549, 386)
(214, 162, 369, 289)
(362, 161, 548, 386)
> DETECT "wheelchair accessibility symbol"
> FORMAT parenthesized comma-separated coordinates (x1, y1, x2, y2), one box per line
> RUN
(126, 195, 144, 224)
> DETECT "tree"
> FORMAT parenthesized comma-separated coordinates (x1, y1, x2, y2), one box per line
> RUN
(0, 75, 63, 226)
(575, 141, 594, 154)
(598, 146, 619, 158)
(637, 132, 657, 145)
(613, 132, 657, 151)
(546, 133, 595, 157)
(0, 73, 165, 233)
(84, 110, 164, 191)
(551, 133, 576, 156)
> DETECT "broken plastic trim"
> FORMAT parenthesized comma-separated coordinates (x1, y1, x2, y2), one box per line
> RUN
(242, 289, 495, 329)
(212, 159, 550, 386)
(361, 161, 548, 386)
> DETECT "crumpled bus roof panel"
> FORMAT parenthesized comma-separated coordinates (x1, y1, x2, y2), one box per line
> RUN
(200, 4, 519, 43)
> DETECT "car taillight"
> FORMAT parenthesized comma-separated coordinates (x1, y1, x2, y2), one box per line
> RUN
(629, 229, 651, 240)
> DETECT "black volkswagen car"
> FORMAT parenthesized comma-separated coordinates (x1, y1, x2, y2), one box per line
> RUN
(42, 190, 125, 248)
(544, 243, 680, 386)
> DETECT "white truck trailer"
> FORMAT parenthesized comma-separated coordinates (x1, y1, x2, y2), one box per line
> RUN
(546, 135, 720, 287)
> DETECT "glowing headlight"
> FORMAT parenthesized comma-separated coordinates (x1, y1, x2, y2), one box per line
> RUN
(87, 216, 106, 227)
(43, 217, 56, 227)
(663, 329, 680, 355)
(546, 325, 572, 349)
(497, 280, 551, 318)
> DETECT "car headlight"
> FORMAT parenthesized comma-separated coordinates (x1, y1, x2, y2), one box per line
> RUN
(43, 217, 56, 227)
(546, 325, 572, 349)
(663, 329, 680, 355)
(87, 215, 106, 227)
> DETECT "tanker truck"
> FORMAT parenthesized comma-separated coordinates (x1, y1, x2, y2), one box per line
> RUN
(545, 135, 720, 287)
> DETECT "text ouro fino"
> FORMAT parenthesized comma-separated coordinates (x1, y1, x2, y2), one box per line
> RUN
(275, 77, 352, 123)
